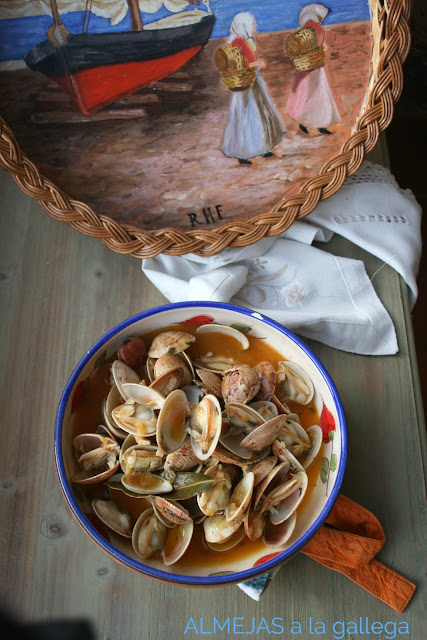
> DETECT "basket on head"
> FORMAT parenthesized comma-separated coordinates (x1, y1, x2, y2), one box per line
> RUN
(214, 44, 257, 92)
(286, 27, 318, 57)
(292, 46, 326, 71)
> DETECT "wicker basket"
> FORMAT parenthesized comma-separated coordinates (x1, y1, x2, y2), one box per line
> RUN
(0, 0, 413, 258)
(286, 27, 318, 57)
(214, 44, 257, 91)
(292, 46, 326, 71)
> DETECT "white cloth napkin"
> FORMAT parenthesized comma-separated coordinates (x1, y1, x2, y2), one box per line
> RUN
(142, 162, 422, 356)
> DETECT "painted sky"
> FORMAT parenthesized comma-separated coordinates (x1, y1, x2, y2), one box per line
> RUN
(0, 0, 371, 62)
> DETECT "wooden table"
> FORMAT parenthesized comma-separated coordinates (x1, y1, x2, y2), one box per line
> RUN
(0, 146, 425, 639)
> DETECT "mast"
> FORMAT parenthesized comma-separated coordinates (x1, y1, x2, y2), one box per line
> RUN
(47, 0, 70, 47)
(127, 0, 143, 31)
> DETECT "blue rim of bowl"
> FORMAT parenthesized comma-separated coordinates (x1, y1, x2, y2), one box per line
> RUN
(55, 301, 347, 586)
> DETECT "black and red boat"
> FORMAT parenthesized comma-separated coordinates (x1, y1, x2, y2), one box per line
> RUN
(24, 0, 215, 116)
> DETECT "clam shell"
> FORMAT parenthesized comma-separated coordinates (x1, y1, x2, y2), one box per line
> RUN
(218, 421, 254, 460)
(303, 425, 323, 469)
(121, 470, 173, 495)
(197, 463, 232, 516)
(102, 385, 128, 439)
(132, 508, 167, 559)
(156, 389, 191, 455)
(112, 400, 157, 438)
(244, 506, 267, 541)
(148, 330, 195, 359)
(249, 400, 278, 422)
(261, 471, 308, 524)
(92, 499, 132, 538)
(253, 361, 276, 401)
(190, 394, 222, 462)
(222, 365, 260, 405)
(164, 437, 200, 472)
(195, 323, 250, 350)
(111, 360, 140, 399)
(225, 402, 264, 431)
(149, 367, 184, 397)
(225, 472, 254, 522)
(121, 443, 163, 474)
(121, 383, 165, 410)
(206, 526, 246, 551)
(195, 369, 223, 398)
(151, 497, 193, 526)
(203, 512, 244, 543)
(263, 511, 297, 548)
(162, 520, 194, 565)
(72, 433, 120, 485)
(275, 361, 314, 406)
(240, 414, 288, 451)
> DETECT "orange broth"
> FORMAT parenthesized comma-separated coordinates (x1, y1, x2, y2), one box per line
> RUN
(71, 323, 323, 569)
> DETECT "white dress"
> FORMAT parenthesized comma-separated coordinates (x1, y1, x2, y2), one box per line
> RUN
(221, 72, 286, 160)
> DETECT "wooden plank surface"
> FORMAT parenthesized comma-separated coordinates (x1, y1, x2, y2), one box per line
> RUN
(0, 163, 425, 640)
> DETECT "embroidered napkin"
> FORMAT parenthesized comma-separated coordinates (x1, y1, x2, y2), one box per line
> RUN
(238, 495, 416, 613)
(142, 162, 421, 355)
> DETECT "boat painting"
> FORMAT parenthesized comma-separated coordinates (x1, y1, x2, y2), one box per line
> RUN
(16, 1, 215, 115)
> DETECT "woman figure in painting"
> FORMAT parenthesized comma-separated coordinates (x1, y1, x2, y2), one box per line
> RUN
(285, 3, 341, 135)
(221, 12, 286, 165)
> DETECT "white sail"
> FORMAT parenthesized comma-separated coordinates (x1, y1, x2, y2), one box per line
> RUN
(0, 1, 194, 25)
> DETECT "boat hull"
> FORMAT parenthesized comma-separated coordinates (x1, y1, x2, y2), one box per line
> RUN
(24, 14, 215, 116)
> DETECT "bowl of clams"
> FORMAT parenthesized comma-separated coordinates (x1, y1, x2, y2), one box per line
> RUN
(55, 302, 346, 586)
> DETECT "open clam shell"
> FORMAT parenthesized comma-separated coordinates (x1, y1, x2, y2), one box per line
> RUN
(263, 511, 297, 548)
(195, 323, 250, 349)
(225, 472, 254, 522)
(157, 389, 191, 455)
(102, 385, 128, 440)
(121, 470, 173, 495)
(203, 512, 244, 544)
(222, 365, 261, 405)
(112, 400, 157, 438)
(275, 361, 314, 406)
(162, 520, 194, 566)
(261, 471, 308, 525)
(190, 394, 222, 462)
(121, 383, 165, 410)
(151, 497, 193, 526)
(240, 414, 288, 451)
(303, 425, 323, 469)
(197, 463, 232, 517)
(225, 402, 264, 432)
(132, 508, 167, 559)
(92, 499, 132, 538)
(219, 421, 254, 460)
(72, 433, 120, 485)
(111, 360, 140, 399)
(206, 526, 246, 551)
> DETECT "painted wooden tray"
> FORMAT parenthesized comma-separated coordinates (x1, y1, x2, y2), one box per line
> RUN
(0, 1, 411, 257)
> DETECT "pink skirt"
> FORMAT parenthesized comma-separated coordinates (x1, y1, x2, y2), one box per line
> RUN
(286, 66, 341, 129)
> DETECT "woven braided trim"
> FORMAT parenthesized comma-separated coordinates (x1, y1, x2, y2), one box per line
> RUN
(0, 0, 412, 259)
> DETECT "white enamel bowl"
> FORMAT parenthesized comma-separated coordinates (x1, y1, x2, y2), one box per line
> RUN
(55, 302, 346, 586)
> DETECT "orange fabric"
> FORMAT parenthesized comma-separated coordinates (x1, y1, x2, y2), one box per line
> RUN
(301, 495, 416, 612)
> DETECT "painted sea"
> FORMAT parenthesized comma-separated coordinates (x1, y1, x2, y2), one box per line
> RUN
(0, 0, 371, 62)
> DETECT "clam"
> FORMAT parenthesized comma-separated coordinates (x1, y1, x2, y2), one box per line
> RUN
(196, 323, 250, 350)
(154, 353, 191, 385)
(151, 497, 193, 526)
(225, 402, 264, 432)
(225, 472, 254, 522)
(219, 420, 254, 460)
(247, 455, 278, 486)
(132, 508, 167, 559)
(162, 520, 194, 565)
(102, 385, 128, 440)
(164, 437, 200, 472)
(279, 415, 311, 458)
(92, 499, 132, 538)
(203, 512, 244, 543)
(120, 442, 163, 474)
(303, 425, 323, 469)
(197, 463, 232, 516)
(156, 389, 191, 455)
(261, 471, 308, 524)
(240, 414, 288, 451)
(253, 361, 276, 401)
(253, 460, 290, 511)
(121, 383, 165, 410)
(111, 360, 140, 399)
(206, 527, 246, 551)
(263, 511, 297, 548)
(121, 470, 173, 495)
(190, 394, 222, 462)
(149, 367, 184, 397)
(244, 506, 268, 541)
(148, 330, 195, 359)
(112, 400, 157, 438)
(249, 400, 278, 422)
(222, 365, 261, 404)
(72, 433, 120, 484)
(275, 361, 314, 406)
(195, 368, 223, 398)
